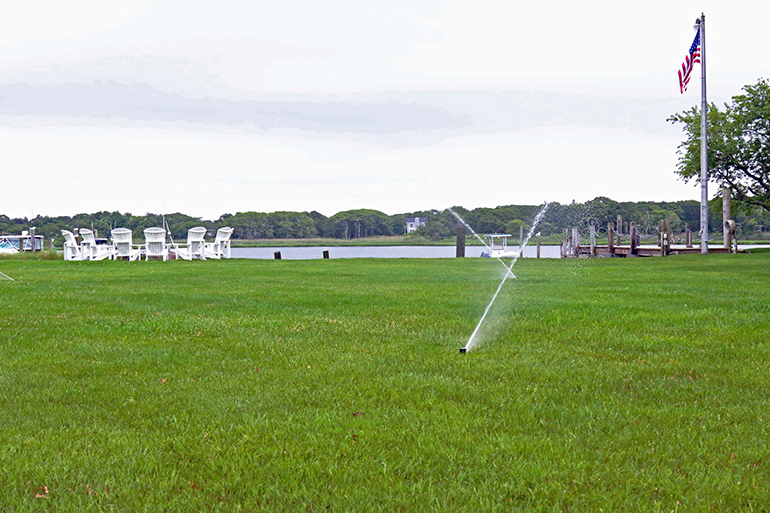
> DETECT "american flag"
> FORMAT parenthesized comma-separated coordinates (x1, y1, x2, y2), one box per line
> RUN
(678, 30, 701, 94)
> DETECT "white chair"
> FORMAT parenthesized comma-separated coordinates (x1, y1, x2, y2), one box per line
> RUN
(61, 230, 87, 261)
(143, 227, 169, 261)
(111, 228, 142, 261)
(175, 226, 207, 261)
(204, 227, 233, 259)
(79, 228, 113, 261)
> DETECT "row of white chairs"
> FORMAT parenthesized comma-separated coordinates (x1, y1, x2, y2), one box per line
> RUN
(62, 227, 233, 262)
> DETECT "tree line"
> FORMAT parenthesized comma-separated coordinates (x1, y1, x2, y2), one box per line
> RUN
(3, 197, 769, 246)
(413, 197, 769, 241)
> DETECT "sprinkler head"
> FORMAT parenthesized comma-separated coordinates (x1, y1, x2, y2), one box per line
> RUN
(459, 348, 467, 353)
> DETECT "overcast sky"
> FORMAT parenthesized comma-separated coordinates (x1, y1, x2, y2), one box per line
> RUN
(2, 1, 768, 220)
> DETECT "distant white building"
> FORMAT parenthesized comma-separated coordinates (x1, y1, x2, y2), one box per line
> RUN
(405, 217, 427, 233)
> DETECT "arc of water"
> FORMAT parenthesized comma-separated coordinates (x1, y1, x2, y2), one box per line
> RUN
(448, 208, 515, 278)
(464, 266, 511, 350)
(503, 202, 550, 276)
(462, 201, 550, 352)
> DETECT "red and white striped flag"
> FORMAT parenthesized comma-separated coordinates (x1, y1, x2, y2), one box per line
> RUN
(678, 30, 701, 94)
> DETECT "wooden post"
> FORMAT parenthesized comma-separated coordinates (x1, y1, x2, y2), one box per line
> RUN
(660, 219, 672, 256)
(561, 228, 568, 258)
(616, 215, 623, 236)
(607, 222, 614, 255)
(30, 227, 36, 252)
(536, 235, 541, 258)
(723, 186, 732, 249)
(630, 222, 637, 256)
(455, 226, 465, 258)
(725, 220, 737, 253)
(634, 223, 640, 252)
(274, 251, 282, 260)
(685, 224, 693, 248)
(659, 220, 665, 256)
(589, 224, 596, 257)
(572, 227, 580, 257)
(323, 250, 330, 259)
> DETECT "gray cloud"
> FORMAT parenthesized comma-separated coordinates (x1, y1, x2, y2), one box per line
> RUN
(0, 81, 682, 141)
(0, 81, 471, 135)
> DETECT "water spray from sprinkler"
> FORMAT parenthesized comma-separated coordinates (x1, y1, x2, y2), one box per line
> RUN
(449, 208, 515, 278)
(457, 202, 550, 353)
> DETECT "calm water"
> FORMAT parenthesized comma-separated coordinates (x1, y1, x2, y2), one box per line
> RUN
(231, 245, 562, 260)
(230, 244, 770, 260)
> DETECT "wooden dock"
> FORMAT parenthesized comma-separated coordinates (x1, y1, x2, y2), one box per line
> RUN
(576, 245, 734, 257)
(564, 222, 739, 258)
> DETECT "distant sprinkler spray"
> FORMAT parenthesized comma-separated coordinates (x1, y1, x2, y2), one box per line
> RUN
(459, 202, 550, 353)
(449, 208, 515, 278)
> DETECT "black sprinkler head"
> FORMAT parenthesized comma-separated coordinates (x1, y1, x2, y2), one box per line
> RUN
(459, 348, 467, 353)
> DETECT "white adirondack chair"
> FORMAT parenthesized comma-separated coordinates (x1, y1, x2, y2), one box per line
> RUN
(61, 230, 87, 261)
(204, 227, 233, 259)
(79, 228, 113, 261)
(111, 228, 142, 261)
(143, 227, 169, 261)
(175, 226, 207, 260)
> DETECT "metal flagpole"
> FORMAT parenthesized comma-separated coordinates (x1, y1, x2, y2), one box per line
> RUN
(698, 13, 709, 254)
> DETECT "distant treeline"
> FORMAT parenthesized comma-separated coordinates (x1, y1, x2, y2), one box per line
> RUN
(3, 197, 769, 245)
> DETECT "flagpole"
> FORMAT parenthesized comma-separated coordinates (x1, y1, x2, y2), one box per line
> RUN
(698, 13, 708, 254)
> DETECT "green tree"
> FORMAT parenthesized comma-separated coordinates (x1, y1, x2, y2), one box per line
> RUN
(669, 79, 770, 213)
(582, 197, 619, 228)
(268, 212, 318, 239)
(323, 209, 393, 239)
(505, 219, 526, 238)
(413, 212, 456, 241)
(229, 212, 273, 239)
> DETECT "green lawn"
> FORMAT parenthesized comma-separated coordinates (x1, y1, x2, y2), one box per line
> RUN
(1, 254, 769, 511)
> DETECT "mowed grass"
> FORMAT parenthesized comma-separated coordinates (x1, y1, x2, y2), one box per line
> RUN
(1, 253, 769, 511)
